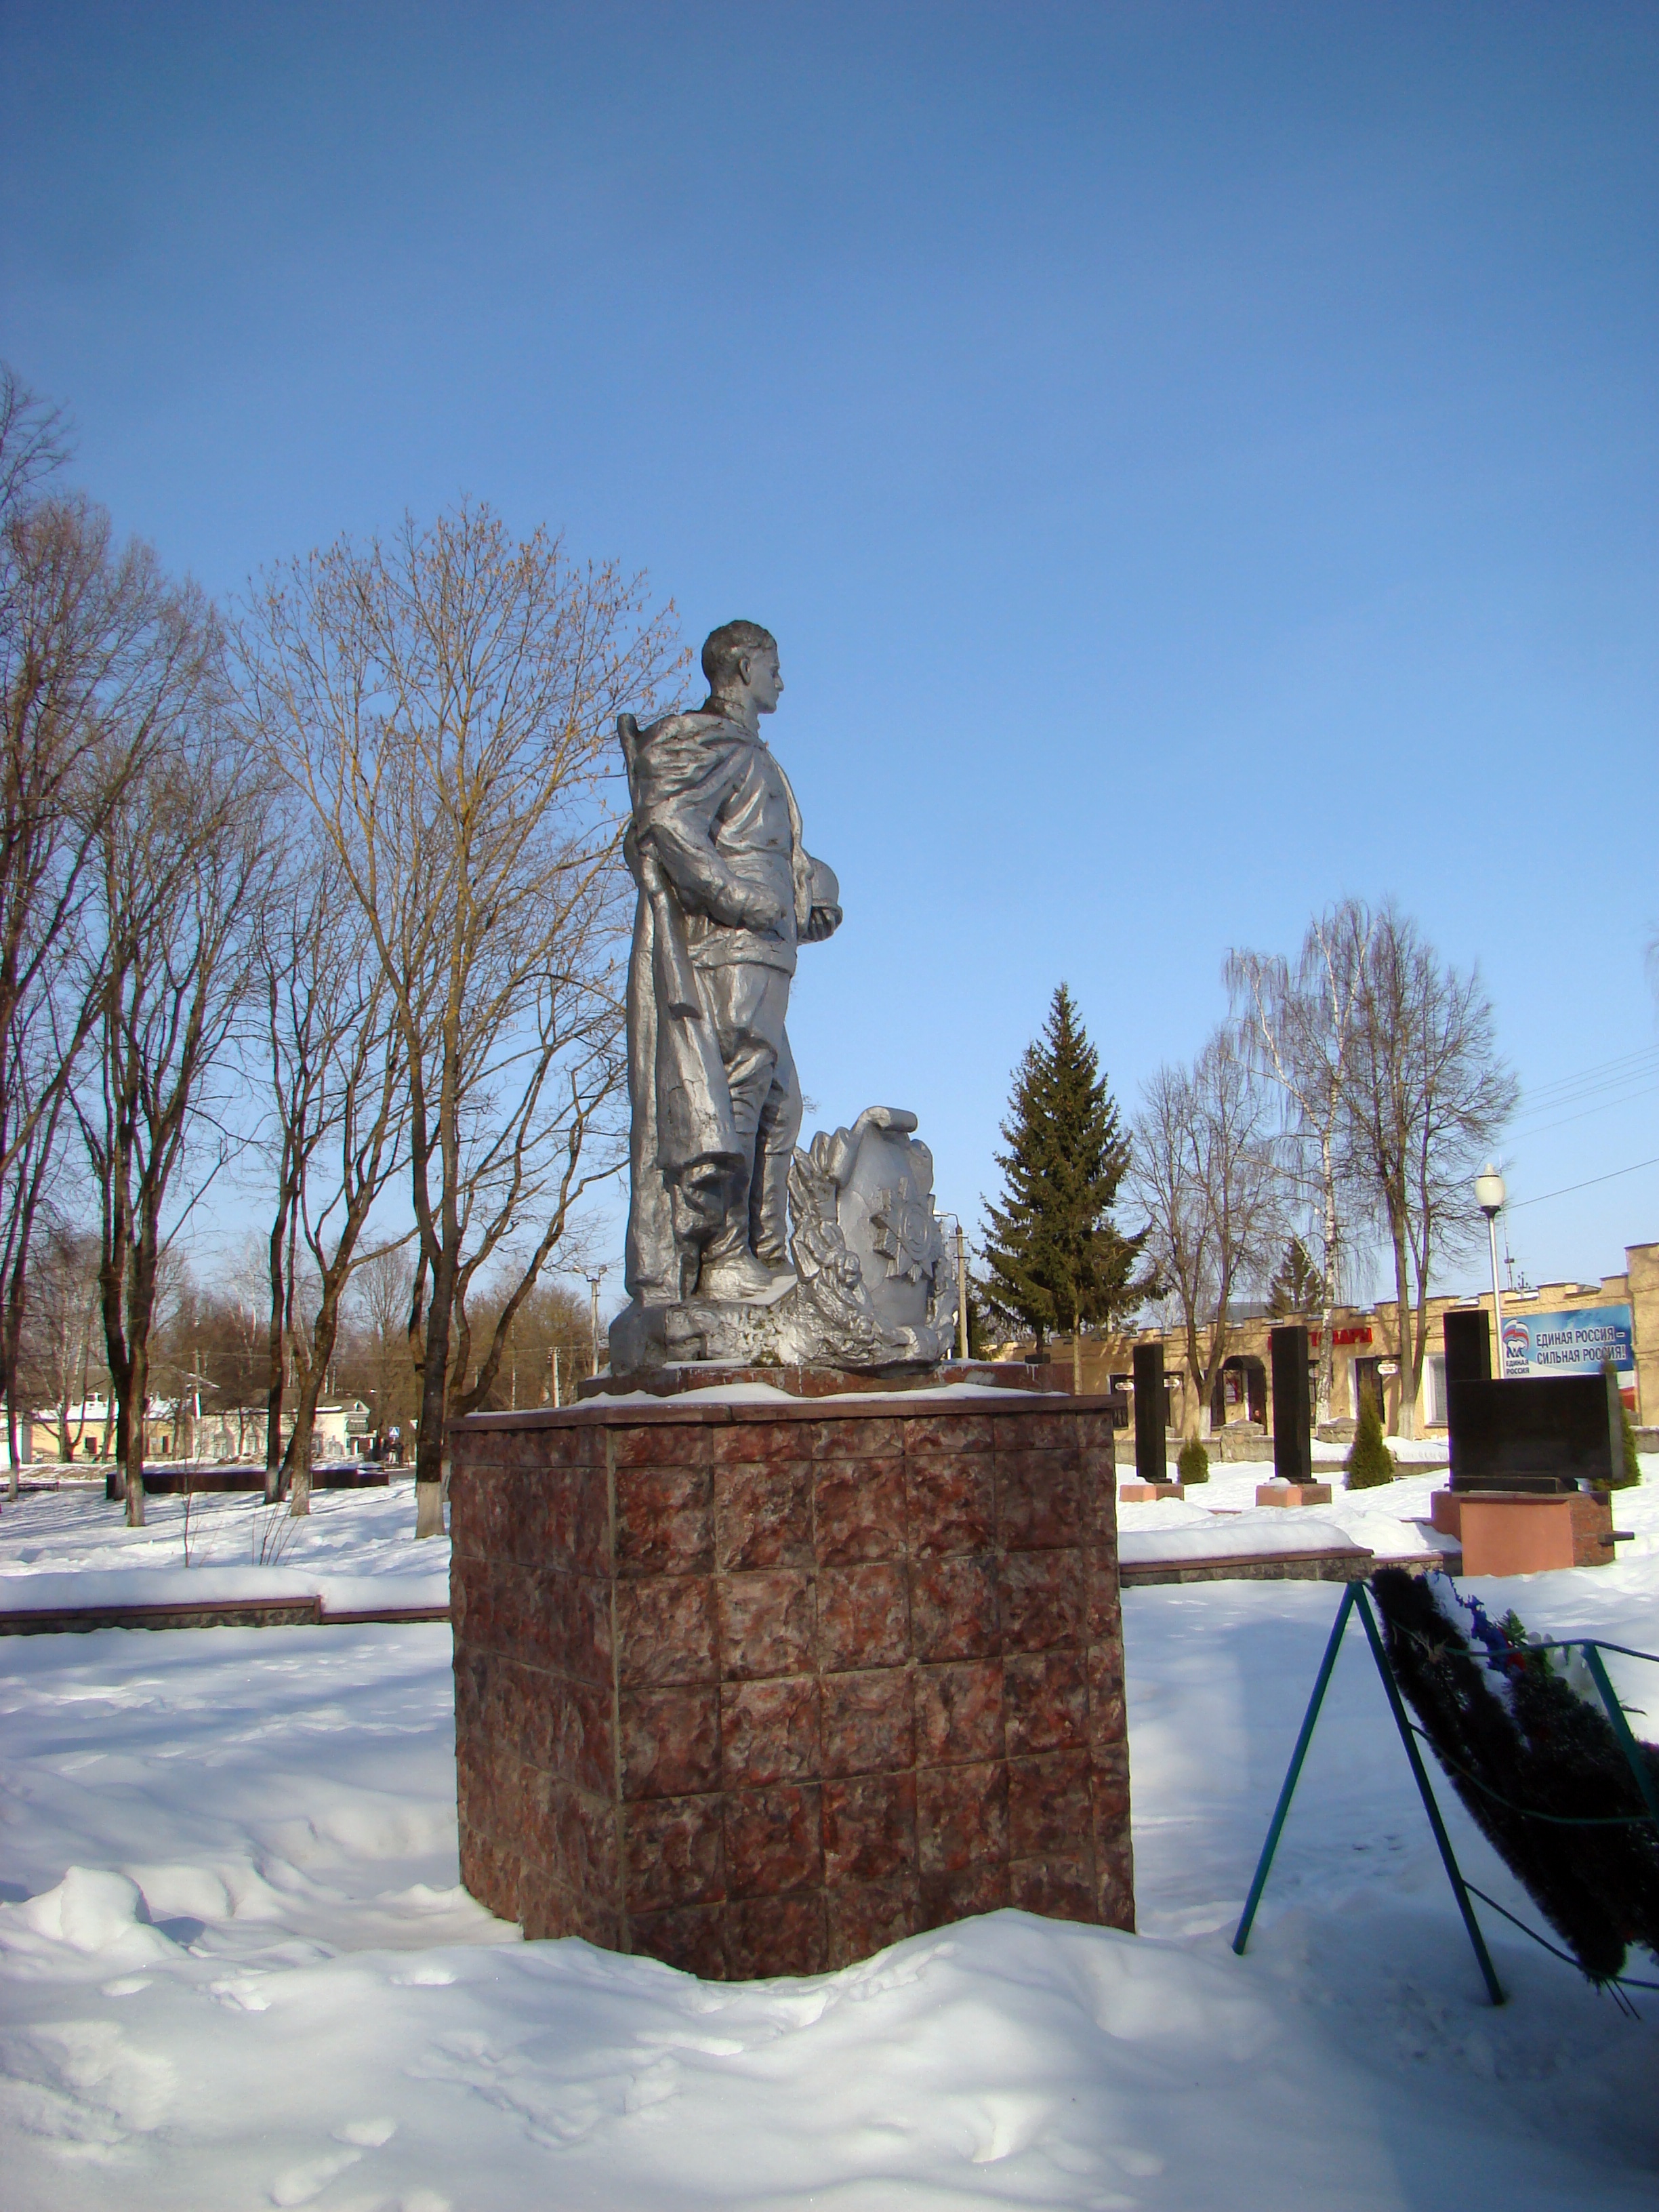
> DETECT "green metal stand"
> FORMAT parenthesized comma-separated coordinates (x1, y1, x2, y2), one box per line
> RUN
(1231, 1578, 1506, 2006)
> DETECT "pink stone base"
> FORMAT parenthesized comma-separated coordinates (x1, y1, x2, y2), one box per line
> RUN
(1429, 1487, 1614, 1573)
(1254, 1482, 1334, 1507)
(1119, 1481, 1185, 1502)
(449, 1393, 1134, 1979)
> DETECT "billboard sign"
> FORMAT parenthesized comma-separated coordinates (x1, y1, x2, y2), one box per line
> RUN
(1500, 1305, 1635, 1406)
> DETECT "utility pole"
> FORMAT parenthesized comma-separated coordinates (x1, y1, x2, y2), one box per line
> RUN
(587, 1271, 605, 1378)
(955, 1221, 969, 1361)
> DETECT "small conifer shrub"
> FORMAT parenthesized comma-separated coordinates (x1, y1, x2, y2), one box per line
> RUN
(1603, 1362, 1641, 1490)
(1345, 1389, 1395, 1489)
(1177, 1437, 1209, 1486)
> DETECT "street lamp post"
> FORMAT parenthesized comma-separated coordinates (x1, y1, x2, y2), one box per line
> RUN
(1474, 1164, 1507, 1372)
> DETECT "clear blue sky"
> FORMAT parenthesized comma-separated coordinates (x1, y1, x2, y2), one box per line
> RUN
(4, 1, 1655, 1305)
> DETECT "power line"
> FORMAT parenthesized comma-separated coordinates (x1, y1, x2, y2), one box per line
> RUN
(1507, 1154, 1659, 1212)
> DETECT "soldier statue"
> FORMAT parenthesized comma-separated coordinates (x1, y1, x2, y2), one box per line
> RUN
(616, 621, 842, 1331)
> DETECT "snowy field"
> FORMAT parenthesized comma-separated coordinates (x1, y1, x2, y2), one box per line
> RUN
(1, 1474, 1656, 2208)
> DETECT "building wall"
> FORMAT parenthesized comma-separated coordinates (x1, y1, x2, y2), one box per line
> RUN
(1027, 1238, 1659, 1436)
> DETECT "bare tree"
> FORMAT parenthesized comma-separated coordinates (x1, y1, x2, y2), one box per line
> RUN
(75, 697, 274, 1524)
(1227, 899, 1372, 1423)
(0, 365, 225, 1475)
(16, 1216, 104, 1462)
(348, 1244, 419, 1438)
(1343, 907, 1517, 1438)
(238, 504, 683, 1533)
(1130, 1031, 1283, 1440)
(255, 844, 411, 1514)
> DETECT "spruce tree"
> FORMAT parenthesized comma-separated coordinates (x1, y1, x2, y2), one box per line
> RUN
(982, 986, 1147, 1376)
(1267, 1235, 1325, 1319)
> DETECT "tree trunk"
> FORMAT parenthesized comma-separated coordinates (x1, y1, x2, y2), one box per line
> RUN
(413, 1252, 455, 1538)
(123, 1341, 147, 1527)
(1389, 1221, 1416, 1441)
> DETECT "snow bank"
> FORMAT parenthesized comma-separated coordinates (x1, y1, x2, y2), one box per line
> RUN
(1120, 1509, 1363, 1564)
(0, 1555, 1656, 2206)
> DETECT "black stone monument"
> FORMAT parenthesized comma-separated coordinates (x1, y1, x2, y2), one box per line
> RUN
(1269, 1324, 1313, 1486)
(1133, 1340, 1166, 1486)
(1442, 1308, 1617, 1493)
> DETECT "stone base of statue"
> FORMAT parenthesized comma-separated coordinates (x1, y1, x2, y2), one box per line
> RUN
(611, 1107, 960, 1377)
(449, 1386, 1134, 1979)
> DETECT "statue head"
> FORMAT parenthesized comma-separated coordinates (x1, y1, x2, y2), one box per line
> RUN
(701, 621, 782, 720)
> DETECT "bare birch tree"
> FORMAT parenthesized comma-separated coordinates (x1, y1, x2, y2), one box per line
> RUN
(1130, 1031, 1282, 1439)
(1226, 899, 1372, 1423)
(1343, 907, 1517, 1438)
(237, 504, 684, 1533)
(75, 698, 274, 1524)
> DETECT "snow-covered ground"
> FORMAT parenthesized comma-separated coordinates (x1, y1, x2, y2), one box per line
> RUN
(0, 1479, 449, 1615)
(1, 1477, 1656, 2207)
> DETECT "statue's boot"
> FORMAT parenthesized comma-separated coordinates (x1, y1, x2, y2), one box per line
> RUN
(696, 1247, 779, 1302)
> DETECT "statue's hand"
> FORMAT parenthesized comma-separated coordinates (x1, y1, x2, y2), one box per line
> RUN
(802, 902, 842, 943)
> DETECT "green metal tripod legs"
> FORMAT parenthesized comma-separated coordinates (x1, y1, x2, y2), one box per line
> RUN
(1231, 1579, 1506, 2007)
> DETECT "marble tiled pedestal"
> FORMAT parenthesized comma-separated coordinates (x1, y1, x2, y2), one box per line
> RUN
(449, 1391, 1134, 1980)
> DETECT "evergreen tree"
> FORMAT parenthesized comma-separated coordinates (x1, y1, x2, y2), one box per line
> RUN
(1345, 1382, 1395, 1489)
(1177, 1436, 1210, 1486)
(1267, 1235, 1325, 1319)
(981, 986, 1147, 1376)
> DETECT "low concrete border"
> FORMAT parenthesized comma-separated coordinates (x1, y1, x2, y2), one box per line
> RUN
(0, 1597, 451, 1635)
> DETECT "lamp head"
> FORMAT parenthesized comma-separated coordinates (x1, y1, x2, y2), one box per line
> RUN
(1474, 1164, 1506, 1218)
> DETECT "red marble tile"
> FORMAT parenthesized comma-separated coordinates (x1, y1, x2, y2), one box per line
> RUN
(715, 1460, 814, 1572)
(623, 1793, 724, 1911)
(1008, 1750, 1092, 1858)
(1080, 1455, 1118, 1545)
(1086, 1643, 1126, 1748)
(725, 1894, 827, 1980)
(1003, 1650, 1089, 1755)
(723, 1782, 822, 1898)
(998, 1549, 1085, 1653)
(821, 1666, 914, 1777)
(611, 1419, 713, 1467)
(996, 1448, 1085, 1549)
(713, 1421, 811, 1466)
(548, 1776, 621, 1902)
(1069, 1411, 1120, 1452)
(798, 1415, 902, 1460)
(823, 1771, 916, 1885)
(816, 1561, 909, 1673)
(916, 1760, 1008, 1875)
(615, 1465, 712, 1577)
(546, 1672, 614, 1794)
(813, 1458, 906, 1565)
(522, 1567, 615, 1682)
(616, 1575, 717, 1687)
(716, 1569, 815, 1680)
(905, 1454, 996, 1557)
(825, 1878, 918, 1969)
(914, 1660, 1004, 1765)
(1086, 1551, 1124, 1642)
(1090, 1747, 1133, 1833)
(1010, 1854, 1096, 1923)
(902, 1412, 994, 1456)
(918, 1862, 1010, 1930)
(1097, 1841, 1136, 1931)
(630, 1903, 728, 1980)
(619, 1685, 720, 1801)
(720, 1676, 821, 1787)
(909, 1555, 998, 1660)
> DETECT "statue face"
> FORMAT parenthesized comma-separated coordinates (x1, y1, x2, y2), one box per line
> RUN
(738, 642, 783, 716)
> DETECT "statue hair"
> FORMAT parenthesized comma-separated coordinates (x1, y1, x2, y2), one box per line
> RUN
(701, 620, 777, 695)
